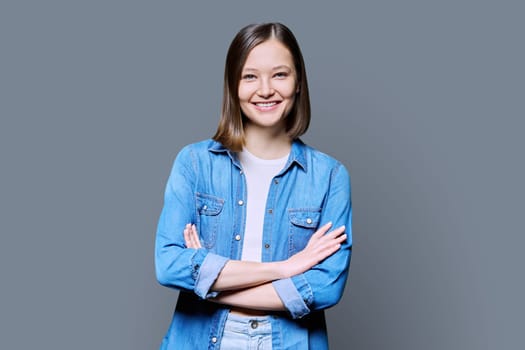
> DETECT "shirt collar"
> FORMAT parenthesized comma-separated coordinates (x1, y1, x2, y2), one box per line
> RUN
(208, 138, 308, 172)
(287, 139, 307, 172)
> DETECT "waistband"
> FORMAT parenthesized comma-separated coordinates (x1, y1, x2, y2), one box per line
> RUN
(224, 313, 272, 335)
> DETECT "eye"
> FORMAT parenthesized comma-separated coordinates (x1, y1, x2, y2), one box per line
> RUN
(274, 72, 289, 79)
(242, 74, 257, 81)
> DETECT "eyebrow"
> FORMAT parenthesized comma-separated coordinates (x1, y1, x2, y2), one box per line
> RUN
(242, 65, 293, 72)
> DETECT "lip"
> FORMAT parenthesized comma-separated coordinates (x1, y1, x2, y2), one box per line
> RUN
(251, 101, 282, 111)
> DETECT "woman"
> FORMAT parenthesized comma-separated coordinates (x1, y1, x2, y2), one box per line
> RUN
(156, 22, 352, 349)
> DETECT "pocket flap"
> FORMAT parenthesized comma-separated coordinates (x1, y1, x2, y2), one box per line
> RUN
(288, 209, 321, 228)
(196, 193, 224, 216)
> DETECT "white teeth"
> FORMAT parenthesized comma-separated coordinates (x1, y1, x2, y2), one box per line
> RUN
(256, 102, 277, 107)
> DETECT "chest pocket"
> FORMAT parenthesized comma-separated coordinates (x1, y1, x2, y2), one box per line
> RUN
(196, 192, 224, 249)
(288, 208, 322, 254)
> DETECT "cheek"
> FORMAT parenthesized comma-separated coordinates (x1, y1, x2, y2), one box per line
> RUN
(285, 96, 297, 113)
(238, 84, 252, 102)
(239, 102, 250, 115)
(278, 82, 298, 99)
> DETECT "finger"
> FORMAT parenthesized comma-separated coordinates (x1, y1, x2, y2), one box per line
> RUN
(313, 232, 346, 255)
(324, 225, 346, 239)
(322, 243, 342, 259)
(189, 227, 198, 248)
(190, 226, 200, 249)
(318, 236, 345, 256)
(183, 224, 193, 248)
(313, 222, 333, 237)
(322, 235, 346, 254)
(185, 223, 200, 249)
(336, 233, 347, 243)
(191, 224, 202, 248)
(314, 229, 344, 249)
(325, 233, 347, 249)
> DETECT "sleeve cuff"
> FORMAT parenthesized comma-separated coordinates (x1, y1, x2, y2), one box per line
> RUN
(273, 276, 311, 319)
(194, 252, 229, 299)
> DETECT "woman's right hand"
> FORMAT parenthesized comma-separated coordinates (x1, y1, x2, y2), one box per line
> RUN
(281, 222, 347, 278)
(183, 223, 202, 249)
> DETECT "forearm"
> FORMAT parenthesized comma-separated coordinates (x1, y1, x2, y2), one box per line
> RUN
(186, 222, 346, 293)
(210, 260, 286, 291)
(211, 283, 286, 311)
(185, 224, 288, 292)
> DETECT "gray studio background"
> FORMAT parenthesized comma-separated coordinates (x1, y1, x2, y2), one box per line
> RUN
(1, 1, 523, 349)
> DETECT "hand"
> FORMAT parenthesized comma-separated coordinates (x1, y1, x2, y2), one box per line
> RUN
(281, 222, 346, 277)
(183, 223, 202, 249)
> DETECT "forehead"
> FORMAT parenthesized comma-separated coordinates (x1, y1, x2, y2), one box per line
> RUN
(242, 39, 294, 70)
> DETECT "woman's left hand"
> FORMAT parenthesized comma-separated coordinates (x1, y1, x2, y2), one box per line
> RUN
(183, 223, 202, 249)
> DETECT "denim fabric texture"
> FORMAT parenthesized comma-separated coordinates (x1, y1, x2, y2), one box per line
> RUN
(156, 139, 352, 350)
(220, 314, 272, 350)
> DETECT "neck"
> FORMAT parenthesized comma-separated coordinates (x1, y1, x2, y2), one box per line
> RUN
(243, 125, 292, 159)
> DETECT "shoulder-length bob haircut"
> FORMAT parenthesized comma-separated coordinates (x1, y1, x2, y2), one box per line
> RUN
(213, 22, 311, 152)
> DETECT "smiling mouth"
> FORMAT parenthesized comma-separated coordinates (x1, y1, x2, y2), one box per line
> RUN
(253, 101, 281, 109)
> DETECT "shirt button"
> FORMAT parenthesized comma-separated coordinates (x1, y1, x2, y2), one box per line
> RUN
(238, 200, 244, 206)
(274, 179, 279, 184)
(235, 234, 241, 241)
(268, 209, 273, 214)
(264, 243, 270, 249)
(306, 218, 313, 224)
(211, 337, 217, 343)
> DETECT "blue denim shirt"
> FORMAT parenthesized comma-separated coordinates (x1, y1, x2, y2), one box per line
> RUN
(156, 139, 352, 349)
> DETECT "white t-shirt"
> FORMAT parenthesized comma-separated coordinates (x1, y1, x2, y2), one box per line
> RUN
(238, 148, 289, 262)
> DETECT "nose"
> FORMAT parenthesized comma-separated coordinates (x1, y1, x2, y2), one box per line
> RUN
(257, 77, 274, 98)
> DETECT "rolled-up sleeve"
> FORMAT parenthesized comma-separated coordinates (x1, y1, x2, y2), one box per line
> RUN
(272, 276, 311, 319)
(275, 163, 352, 319)
(155, 145, 230, 299)
(194, 252, 229, 298)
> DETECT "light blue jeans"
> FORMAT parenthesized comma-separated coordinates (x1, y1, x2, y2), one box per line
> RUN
(220, 313, 272, 350)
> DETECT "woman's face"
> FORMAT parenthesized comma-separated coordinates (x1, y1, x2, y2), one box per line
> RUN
(238, 39, 298, 133)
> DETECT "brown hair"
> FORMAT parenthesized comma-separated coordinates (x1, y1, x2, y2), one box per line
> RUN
(213, 22, 311, 151)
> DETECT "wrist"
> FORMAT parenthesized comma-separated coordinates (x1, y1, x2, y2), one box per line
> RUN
(272, 260, 290, 279)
